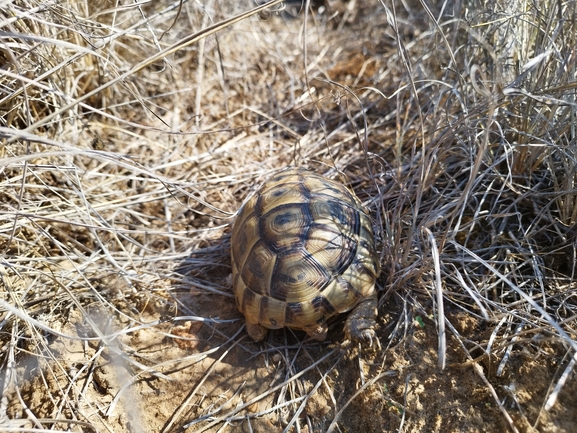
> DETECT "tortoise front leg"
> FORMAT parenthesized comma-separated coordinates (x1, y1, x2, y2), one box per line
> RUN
(344, 294, 377, 345)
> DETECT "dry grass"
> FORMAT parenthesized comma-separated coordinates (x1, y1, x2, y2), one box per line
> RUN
(1, 0, 577, 432)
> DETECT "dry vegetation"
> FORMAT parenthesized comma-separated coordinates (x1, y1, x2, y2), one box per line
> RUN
(1, 0, 577, 432)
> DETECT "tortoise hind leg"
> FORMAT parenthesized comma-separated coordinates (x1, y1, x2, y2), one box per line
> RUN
(246, 322, 269, 341)
(303, 323, 328, 341)
(345, 294, 378, 345)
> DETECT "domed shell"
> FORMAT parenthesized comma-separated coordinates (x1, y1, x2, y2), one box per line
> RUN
(231, 167, 378, 341)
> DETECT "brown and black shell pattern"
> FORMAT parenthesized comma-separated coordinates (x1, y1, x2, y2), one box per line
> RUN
(231, 167, 379, 341)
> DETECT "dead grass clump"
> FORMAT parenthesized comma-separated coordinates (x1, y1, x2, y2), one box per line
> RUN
(1, 0, 577, 432)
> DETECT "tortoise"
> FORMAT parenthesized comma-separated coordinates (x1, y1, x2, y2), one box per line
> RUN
(231, 167, 379, 342)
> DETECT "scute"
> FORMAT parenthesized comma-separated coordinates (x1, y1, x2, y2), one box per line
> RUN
(260, 203, 310, 250)
(231, 211, 259, 274)
(305, 225, 355, 276)
(231, 167, 379, 342)
(271, 248, 329, 302)
(240, 240, 276, 296)
(258, 183, 309, 215)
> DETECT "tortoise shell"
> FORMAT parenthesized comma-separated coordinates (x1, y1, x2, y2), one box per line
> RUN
(231, 167, 379, 342)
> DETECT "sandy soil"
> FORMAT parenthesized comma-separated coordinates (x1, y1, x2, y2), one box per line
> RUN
(6, 268, 576, 433)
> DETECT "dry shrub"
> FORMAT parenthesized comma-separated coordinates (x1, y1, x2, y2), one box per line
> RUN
(1, 0, 576, 432)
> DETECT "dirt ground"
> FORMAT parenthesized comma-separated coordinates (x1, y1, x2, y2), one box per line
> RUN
(5, 264, 577, 433)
